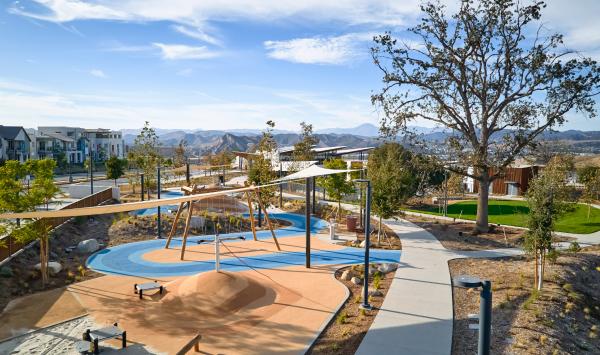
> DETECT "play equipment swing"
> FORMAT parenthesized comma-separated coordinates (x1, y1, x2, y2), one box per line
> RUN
(165, 183, 281, 261)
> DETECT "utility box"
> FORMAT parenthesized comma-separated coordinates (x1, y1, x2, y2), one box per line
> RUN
(346, 216, 358, 232)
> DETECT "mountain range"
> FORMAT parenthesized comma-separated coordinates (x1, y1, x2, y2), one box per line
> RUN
(123, 123, 600, 154)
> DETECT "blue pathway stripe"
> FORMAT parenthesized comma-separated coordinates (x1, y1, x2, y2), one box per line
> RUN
(87, 212, 401, 277)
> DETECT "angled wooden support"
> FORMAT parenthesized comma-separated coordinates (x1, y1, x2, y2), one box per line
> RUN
(245, 190, 258, 241)
(180, 200, 195, 260)
(254, 188, 281, 251)
(165, 202, 185, 249)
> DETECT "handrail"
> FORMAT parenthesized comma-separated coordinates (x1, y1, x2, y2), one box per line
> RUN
(176, 333, 202, 355)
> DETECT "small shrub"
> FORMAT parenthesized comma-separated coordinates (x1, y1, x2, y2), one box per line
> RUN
(373, 273, 382, 290)
(522, 289, 539, 310)
(567, 242, 581, 253)
(336, 311, 347, 325)
(547, 249, 560, 264)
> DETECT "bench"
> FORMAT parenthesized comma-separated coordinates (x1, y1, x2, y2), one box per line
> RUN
(82, 323, 126, 354)
(134, 281, 164, 299)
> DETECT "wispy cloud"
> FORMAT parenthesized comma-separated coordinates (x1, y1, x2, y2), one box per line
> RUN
(152, 43, 220, 60)
(172, 25, 222, 47)
(90, 69, 106, 78)
(264, 33, 374, 65)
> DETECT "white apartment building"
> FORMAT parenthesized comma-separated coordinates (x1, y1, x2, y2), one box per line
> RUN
(84, 128, 125, 160)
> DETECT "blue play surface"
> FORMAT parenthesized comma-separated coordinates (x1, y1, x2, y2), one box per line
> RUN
(87, 212, 401, 277)
(132, 190, 183, 216)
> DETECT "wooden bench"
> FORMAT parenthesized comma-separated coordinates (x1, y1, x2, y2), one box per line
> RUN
(176, 332, 202, 355)
(134, 281, 164, 299)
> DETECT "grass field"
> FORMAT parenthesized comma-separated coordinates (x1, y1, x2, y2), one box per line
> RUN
(408, 199, 600, 234)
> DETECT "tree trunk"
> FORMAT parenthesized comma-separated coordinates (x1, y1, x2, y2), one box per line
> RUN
(537, 250, 545, 291)
(476, 171, 490, 232)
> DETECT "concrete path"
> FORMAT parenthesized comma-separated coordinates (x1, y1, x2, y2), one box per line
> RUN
(356, 217, 526, 355)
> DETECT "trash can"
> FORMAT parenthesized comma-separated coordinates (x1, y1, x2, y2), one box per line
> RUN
(346, 216, 358, 232)
(329, 219, 338, 240)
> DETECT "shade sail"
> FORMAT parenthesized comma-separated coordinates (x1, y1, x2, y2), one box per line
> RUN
(272, 164, 359, 183)
(0, 184, 268, 220)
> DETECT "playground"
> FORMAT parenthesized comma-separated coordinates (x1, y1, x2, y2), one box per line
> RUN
(0, 175, 401, 354)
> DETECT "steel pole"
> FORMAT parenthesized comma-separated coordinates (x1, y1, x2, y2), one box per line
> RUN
(478, 281, 492, 355)
(305, 177, 311, 268)
(279, 163, 283, 208)
(157, 166, 162, 239)
(89, 144, 93, 195)
(361, 180, 372, 310)
(186, 162, 190, 185)
(140, 173, 145, 202)
(312, 176, 316, 214)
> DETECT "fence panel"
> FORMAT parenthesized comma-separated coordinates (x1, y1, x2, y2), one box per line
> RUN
(0, 187, 113, 263)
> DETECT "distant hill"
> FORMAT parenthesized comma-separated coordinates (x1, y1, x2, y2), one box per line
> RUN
(121, 123, 600, 155)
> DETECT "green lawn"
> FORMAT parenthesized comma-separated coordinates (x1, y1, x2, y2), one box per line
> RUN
(408, 199, 600, 234)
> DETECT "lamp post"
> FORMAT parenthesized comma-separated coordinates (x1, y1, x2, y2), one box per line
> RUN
(157, 165, 162, 239)
(140, 173, 145, 202)
(454, 275, 492, 355)
(305, 177, 311, 268)
(354, 178, 372, 310)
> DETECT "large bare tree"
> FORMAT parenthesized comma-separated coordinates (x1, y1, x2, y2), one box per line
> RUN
(372, 0, 600, 231)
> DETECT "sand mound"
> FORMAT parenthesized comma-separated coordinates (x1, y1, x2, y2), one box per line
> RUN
(162, 271, 270, 315)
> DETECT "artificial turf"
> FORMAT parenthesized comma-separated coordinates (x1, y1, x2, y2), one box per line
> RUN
(408, 199, 600, 234)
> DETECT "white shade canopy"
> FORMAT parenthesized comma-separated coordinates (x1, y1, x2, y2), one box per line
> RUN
(272, 164, 358, 182)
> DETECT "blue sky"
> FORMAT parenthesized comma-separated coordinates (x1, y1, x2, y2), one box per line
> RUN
(1, 0, 600, 132)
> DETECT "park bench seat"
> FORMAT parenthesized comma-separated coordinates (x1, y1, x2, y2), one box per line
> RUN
(134, 281, 164, 299)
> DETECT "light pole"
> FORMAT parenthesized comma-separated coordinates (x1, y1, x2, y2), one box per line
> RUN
(454, 275, 492, 355)
(140, 173, 145, 202)
(157, 165, 162, 239)
(354, 178, 372, 310)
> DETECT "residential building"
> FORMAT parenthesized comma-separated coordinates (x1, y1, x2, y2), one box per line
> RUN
(37, 126, 88, 163)
(0, 125, 31, 162)
(84, 129, 125, 161)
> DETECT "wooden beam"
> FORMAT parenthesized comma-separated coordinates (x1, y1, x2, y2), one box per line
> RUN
(180, 201, 195, 260)
(254, 188, 281, 251)
(165, 202, 185, 249)
(245, 191, 258, 241)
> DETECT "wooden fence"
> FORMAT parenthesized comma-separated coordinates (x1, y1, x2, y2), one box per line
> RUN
(0, 187, 114, 263)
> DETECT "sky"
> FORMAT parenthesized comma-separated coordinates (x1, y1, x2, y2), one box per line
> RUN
(1, 0, 600, 132)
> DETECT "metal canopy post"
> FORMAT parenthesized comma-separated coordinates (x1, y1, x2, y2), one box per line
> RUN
(355, 179, 372, 310)
(305, 177, 311, 268)
(157, 166, 162, 239)
(312, 176, 316, 214)
(140, 173, 145, 202)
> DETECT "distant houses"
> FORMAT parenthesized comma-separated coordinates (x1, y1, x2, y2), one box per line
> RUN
(1, 125, 124, 164)
(0, 125, 31, 163)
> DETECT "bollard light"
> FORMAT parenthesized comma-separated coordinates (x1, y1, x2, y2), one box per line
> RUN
(454, 275, 492, 355)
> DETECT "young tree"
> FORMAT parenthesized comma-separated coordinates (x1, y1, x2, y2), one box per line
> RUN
(128, 121, 162, 195)
(372, 0, 600, 232)
(173, 140, 189, 168)
(318, 158, 354, 218)
(0, 159, 59, 285)
(292, 122, 319, 171)
(578, 166, 600, 219)
(105, 156, 128, 186)
(248, 121, 278, 220)
(368, 143, 419, 245)
(525, 156, 574, 291)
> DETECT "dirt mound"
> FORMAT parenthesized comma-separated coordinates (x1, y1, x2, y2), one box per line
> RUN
(162, 271, 270, 316)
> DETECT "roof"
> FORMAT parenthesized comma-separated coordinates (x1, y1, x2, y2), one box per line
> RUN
(333, 147, 375, 155)
(42, 131, 74, 143)
(232, 151, 261, 159)
(312, 146, 346, 154)
(273, 164, 359, 182)
(0, 125, 30, 141)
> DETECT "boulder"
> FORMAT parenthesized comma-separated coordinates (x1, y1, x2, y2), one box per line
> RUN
(361, 287, 384, 297)
(351, 276, 362, 285)
(283, 202, 294, 209)
(359, 240, 366, 248)
(378, 263, 398, 274)
(0, 266, 13, 278)
(340, 270, 353, 281)
(34, 261, 62, 275)
(77, 239, 99, 254)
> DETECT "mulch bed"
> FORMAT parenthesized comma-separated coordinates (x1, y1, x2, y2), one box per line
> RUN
(309, 264, 395, 354)
(0, 214, 113, 312)
(405, 214, 573, 251)
(449, 246, 600, 354)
